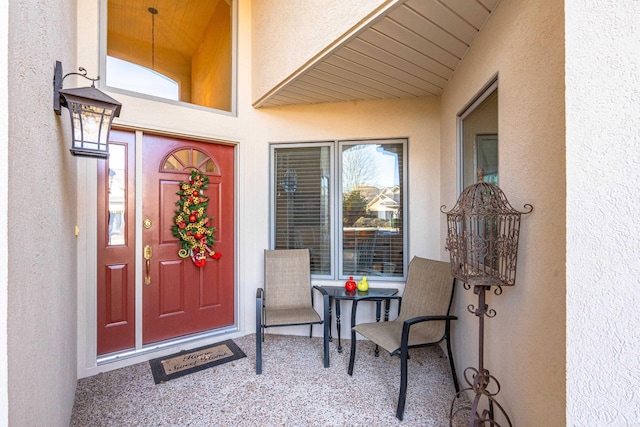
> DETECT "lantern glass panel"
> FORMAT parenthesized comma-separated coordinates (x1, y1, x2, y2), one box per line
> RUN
(67, 101, 115, 155)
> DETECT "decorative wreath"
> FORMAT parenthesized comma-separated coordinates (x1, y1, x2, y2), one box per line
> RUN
(171, 169, 221, 267)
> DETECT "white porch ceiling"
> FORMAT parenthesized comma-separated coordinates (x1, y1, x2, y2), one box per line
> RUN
(255, 0, 500, 108)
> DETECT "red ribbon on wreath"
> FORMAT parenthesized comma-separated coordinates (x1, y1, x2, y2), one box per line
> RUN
(171, 170, 221, 267)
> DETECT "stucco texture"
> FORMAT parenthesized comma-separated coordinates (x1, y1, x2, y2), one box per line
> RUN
(251, 0, 389, 103)
(439, 0, 566, 425)
(566, 1, 640, 425)
(7, 0, 79, 425)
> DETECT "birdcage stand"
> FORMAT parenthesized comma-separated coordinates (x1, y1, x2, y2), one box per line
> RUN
(450, 283, 513, 427)
(441, 179, 532, 427)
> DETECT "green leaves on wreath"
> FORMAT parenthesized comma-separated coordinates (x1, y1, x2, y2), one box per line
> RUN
(171, 170, 217, 253)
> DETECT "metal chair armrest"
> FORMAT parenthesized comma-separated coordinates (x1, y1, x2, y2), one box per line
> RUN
(400, 315, 458, 348)
(312, 286, 330, 368)
(256, 288, 265, 317)
(404, 314, 457, 325)
(312, 285, 328, 296)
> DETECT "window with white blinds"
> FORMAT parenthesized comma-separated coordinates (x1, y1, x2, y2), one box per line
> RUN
(271, 139, 406, 280)
(272, 144, 332, 275)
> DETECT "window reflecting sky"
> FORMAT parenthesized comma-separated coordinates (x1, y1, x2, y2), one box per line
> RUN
(106, 56, 179, 101)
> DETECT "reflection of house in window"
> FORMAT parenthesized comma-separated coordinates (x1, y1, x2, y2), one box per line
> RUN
(106, 0, 233, 112)
(343, 185, 402, 276)
(366, 186, 400, 224)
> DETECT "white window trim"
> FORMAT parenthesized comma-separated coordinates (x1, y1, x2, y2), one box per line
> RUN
(457, 77, 498, 193)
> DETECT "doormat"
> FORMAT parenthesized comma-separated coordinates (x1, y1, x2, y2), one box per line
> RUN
(149, 339, 246, 384)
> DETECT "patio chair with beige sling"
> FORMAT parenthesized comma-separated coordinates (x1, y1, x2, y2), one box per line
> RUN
(347, 256, 459, 420)
(255, 249, 329, 374)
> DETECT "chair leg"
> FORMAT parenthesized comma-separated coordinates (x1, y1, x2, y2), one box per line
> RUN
(348, 300, 359, 375)
(256, 326, 262, 375)
(347, 328, 357, 375)
(323, 321, 330, 368)
(446, 337, 459, 393)
(256, 292, 263, 374)
(323, 293, 330, 368)
(396, 345, 409, 420)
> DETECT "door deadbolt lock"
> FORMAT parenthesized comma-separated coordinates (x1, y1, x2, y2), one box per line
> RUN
(143, 219, 152, 229)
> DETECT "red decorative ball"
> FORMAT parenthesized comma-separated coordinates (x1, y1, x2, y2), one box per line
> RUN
(193, 190, 199, 197)
(345, 276, 357, 291)
(194, 233, 204, 240)
(189, 214, 197, 223)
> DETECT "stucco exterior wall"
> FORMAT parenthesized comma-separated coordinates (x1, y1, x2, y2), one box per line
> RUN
(75, 0, 443, 377)
(439, 0, 566, 425)
(566, 1, 640, 425)
(7, 0, 79, 425)
(0, 1, 8, 424)
(251, 0, 389, 104)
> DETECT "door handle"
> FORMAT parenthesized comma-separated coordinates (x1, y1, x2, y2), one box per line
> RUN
(144, 245, 152, 285)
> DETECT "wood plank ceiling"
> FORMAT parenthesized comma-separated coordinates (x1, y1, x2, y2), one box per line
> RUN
(255, 0, 500, 108)
(107, 0, 223, 70)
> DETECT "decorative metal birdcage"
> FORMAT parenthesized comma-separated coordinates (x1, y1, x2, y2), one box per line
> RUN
(443, 182, 532, 288)
(442, 181, 532, 427)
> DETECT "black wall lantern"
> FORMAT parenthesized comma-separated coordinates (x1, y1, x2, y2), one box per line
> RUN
(53, 61, 122, 159)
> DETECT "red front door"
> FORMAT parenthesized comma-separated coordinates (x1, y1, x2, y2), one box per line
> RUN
(141, 134, 235, 344)
(97, 130, 235, 355)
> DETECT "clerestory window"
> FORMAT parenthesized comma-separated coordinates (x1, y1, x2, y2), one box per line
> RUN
(103, 0, 235, 113)
(270, 139, 407, 280)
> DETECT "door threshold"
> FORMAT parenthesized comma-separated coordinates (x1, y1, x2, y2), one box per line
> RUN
(97, 326, 238, 366)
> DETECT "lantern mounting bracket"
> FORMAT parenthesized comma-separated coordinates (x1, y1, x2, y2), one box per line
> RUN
(54, 61, 102, 115)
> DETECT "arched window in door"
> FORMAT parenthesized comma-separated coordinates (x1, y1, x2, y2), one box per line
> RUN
(162, 148, 219, 174)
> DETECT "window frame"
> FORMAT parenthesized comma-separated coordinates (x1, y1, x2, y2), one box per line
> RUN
(457, 77, 498, 193)
(269, 138, 408, 281)
(97, 0, 238, 117)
